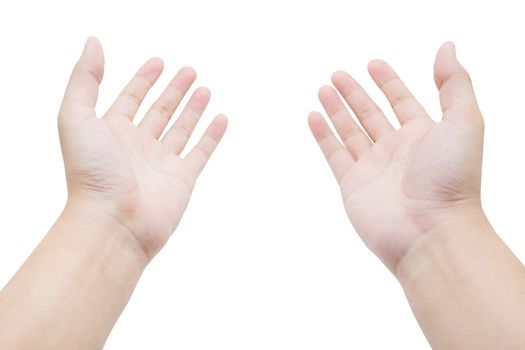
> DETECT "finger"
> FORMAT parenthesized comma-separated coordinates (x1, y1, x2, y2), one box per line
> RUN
(59, 37, 104, 120)
(161, 87, 211, 154)
(434, 42, 482, 121)
(318, 85, 371, 158)
(138, 66, 197, 138)
(308, 111, 354, 183)
(331, 70, 394, 141)
(103, 57, 164, 121)
(184, 115, 228, 176)
(368, 59, 429, 125)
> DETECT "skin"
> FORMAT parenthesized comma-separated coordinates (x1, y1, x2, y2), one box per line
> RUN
(0, 37, 227, 349)
(0, 38, 524, 349)
(309, 42, 525, 348)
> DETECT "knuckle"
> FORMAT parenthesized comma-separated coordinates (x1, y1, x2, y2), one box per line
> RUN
(173, 124, 191, 139)
(121, 89, 143, 107)
(390, 94, 413, 109)
(341, 125, 362, 141)
(359, 105, 380, 122)
(155, 103, 172, 120)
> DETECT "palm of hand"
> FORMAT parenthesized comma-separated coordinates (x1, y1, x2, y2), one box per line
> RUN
(59, 38, 227, 256)
(309, 42, 484, 270)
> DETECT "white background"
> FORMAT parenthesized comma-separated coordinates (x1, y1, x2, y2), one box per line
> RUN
(1, 1, 524, 348)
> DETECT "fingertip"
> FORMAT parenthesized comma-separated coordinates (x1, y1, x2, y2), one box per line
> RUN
(434, 41, 462, 89)
(331, 70, 360, 96)
(308, 110, 322, 122)
(318, 85, 335, 100)
(195, 86, 211, 99)
(368, 59, 399, 87)
(209, 114, 228, 141)
(149, 56, 165, 69)
(62, 36, 104, 116)
(136, 57, 165, 79)
(178, 66, 197, 80)
(79, 36, 105, 83)
(434, 41, 479, 118)
(148, 57, 165, 74)
(367, 59, 388, 74)
(170, 66, 198, 92)
(308, 111, 329, 141)
(331, 70, 350, 84)
(448, 41, 456, 57)
(215, 113, 228, 125)
(438, 41, 456, 57)
(84, 36, 102, 53)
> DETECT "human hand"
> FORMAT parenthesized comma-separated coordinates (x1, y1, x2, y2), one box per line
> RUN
(308, 42, 484, 271)
(58, 37, 227, 259)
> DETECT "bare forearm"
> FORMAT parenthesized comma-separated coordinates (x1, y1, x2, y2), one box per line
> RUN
(397, 211, 525, 349)
(0, 199, 148, 349)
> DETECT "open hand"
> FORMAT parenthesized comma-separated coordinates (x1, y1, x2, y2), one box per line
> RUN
(309, 42, 484, 271)
(58, 37, 227, 258)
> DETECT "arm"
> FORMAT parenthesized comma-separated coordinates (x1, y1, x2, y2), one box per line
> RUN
(0, 37, 227, 349)
(308, 42, 525, 348)
(398, 211, 525, 348)
(0, 202, 147, 349)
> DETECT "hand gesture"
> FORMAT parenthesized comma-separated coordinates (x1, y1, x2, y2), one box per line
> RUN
(58, 37, 227, 258)
(309, 43, 484, 271)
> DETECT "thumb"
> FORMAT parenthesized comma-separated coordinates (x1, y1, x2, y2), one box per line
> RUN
(434, 42, 481, 121)
(59, 36, 105, 120)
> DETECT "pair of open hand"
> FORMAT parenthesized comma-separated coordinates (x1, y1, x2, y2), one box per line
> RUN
(61, 37, 484, 273)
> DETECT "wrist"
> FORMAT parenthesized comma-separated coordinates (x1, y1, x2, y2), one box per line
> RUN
(60, 196, 149, 267)
(394, 206, 525, 348)
(395, 205, 492, 284)
(0, 197, 150, 349)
